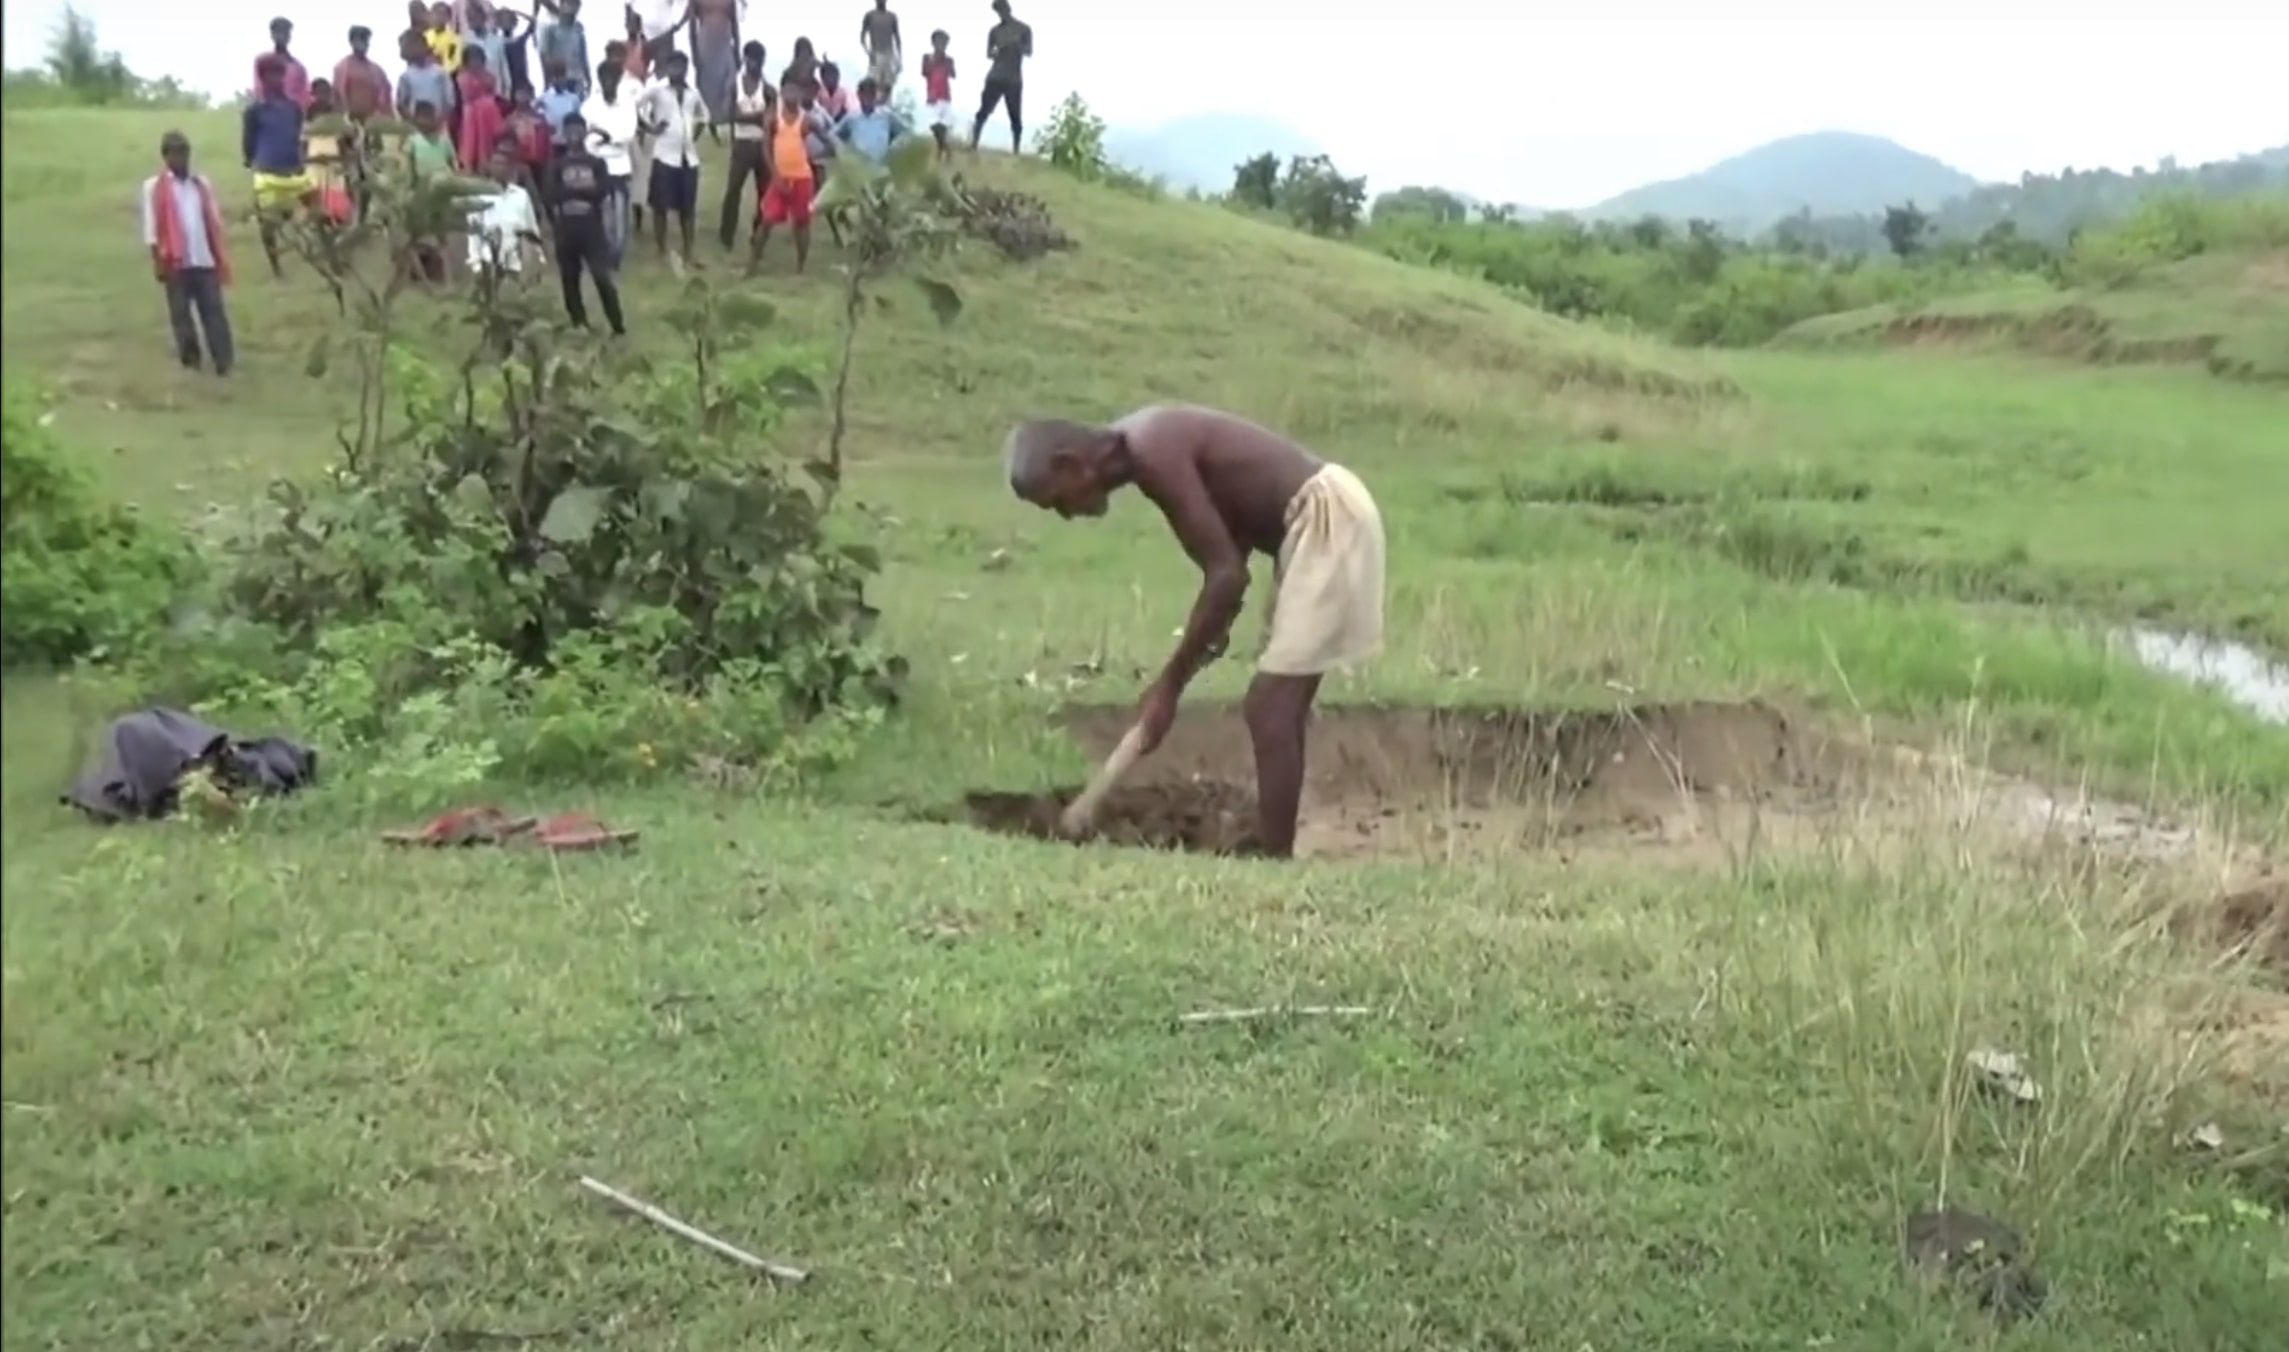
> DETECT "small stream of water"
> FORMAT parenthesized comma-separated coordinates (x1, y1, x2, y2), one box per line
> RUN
(2120, 628, 2289, 724)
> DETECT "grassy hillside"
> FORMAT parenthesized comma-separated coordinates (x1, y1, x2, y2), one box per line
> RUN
(1587, 131, 1981, 230)
(5, 107, 2287, 1351)
(1775, 251, 2289, 383)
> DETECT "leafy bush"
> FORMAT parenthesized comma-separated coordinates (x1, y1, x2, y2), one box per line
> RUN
(2060, 192, 2289, 287)
(141, 162, 925, 805)
(1, 381, 195, 669)
(1032, 92, 1110, 181)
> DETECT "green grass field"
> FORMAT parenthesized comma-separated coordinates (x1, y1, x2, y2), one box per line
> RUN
(5, 107, 2287, 1350)
(1775, 251, 2289, 385)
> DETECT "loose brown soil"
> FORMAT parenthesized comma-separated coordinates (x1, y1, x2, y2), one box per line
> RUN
(2205, 878, 2289, 975)
(964, 781, 1260, 853)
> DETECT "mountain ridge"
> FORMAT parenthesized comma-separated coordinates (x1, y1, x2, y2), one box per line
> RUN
(1583, 131, 1984, 230)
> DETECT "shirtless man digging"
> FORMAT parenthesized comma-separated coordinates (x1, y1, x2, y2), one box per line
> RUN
(1005, 406, 1387, 858)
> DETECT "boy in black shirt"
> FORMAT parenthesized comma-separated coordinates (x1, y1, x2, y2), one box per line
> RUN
(544, 113, 628, 335)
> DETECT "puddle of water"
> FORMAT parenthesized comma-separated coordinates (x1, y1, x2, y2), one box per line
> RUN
(2121, 629, 2289, 724)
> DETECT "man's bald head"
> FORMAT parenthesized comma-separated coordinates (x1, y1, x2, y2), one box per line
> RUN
(1006, 418, 1120, 518)
(1004, 418, 1100, 494)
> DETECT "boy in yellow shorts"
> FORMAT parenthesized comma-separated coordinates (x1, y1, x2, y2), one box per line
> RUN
(245, 54, 313, 274)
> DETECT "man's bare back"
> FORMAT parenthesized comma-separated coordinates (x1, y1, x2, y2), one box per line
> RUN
(1113, 404, 1322, 558)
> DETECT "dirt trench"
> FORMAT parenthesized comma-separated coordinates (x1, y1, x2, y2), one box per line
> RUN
(962, 699, 1865, 860)
(949, 700, 2286, 984)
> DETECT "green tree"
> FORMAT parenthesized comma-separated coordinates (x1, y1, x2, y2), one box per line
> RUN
(1881, 201, 1931, 259)
(1372, 185, 1471, 224)
(2, 8, 204, 108)
(1276, 154, 1366, 236)
(1230, 152, 1281, 211)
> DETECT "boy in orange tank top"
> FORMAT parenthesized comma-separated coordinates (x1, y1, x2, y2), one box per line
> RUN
(747, 77, 816, 275)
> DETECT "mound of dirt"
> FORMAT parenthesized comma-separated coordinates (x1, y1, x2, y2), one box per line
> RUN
(2209, 879, 2288, 975)
(1879, 306, 2224, 371)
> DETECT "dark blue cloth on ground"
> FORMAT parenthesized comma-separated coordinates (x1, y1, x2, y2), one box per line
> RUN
(64, 707, 318, 822)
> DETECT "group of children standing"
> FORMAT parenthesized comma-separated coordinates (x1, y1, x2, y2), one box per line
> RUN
(186, 3, 1029, 365)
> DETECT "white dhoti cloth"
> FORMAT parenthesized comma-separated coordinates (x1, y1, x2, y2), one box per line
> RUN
(1257, 463, 1385, 676)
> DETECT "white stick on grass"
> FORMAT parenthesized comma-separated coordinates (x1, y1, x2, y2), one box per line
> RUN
(1177, 1004, 1373, 1025)
(577, 1175, 811, 1284)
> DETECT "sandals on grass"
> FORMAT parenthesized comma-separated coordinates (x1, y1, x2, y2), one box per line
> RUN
(383, 805, 637, 852)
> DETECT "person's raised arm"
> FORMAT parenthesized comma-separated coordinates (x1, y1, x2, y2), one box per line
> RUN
(1139, 452, 1249, 703)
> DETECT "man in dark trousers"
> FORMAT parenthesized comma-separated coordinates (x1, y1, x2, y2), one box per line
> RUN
(544, 112, 628, 335)
(969, 0, 1030, 154)
(141, 130, 237, 376)
(717, 40, 773, 251)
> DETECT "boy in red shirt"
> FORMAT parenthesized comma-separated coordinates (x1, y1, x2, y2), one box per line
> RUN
(920, 29, 954, 160)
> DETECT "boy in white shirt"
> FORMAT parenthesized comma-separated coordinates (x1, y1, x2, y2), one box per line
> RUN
(468, 141, 546, 275)
(579, 58, 640, 263)
(638, 48, 709, 266)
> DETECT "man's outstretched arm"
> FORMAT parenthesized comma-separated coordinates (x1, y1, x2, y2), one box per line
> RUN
(1142, 456, 1248, 699)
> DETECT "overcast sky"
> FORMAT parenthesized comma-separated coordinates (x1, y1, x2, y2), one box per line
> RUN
(10, 0, 2284, 206)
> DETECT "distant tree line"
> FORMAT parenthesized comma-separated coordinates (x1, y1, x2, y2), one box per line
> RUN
(2, 8, 211, 110)
(1772, 148, 2289, 257)
(1196, 142, 2289, 349)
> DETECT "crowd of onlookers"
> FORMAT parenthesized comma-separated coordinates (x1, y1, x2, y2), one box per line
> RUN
(141, 0, 1036, 368)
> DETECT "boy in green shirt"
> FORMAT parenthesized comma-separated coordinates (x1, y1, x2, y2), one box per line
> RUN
(405, 99, 457, 282)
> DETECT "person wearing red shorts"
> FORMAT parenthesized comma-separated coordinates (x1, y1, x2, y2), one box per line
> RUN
(748, 76, 816, 274)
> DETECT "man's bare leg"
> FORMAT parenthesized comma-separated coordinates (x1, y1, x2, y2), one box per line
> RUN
(1243, 671, 1322, 858)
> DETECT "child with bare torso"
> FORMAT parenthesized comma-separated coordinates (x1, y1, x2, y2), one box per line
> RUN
(1005, 405, 1387, 857)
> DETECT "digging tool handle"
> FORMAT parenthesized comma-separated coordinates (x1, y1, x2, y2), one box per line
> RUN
(1061, 724, 1148, 836)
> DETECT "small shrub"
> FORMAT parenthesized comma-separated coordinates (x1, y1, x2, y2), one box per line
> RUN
(145, 166, 916, 805)
(1031, 92, 1110, 182)
(952, 181, 1073, 260)
(1, 381, 195, 669)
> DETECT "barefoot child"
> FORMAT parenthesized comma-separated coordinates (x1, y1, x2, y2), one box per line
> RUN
(920, 29, 954, 160)
(244, 54, 313, 274)
(1003, 407, 1387, 858)
(746, 76, 816, 275)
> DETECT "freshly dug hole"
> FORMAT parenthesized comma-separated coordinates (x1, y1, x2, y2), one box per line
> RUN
(962, 782, 1258, 853)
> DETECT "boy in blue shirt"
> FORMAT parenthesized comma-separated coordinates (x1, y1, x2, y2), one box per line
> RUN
(835, 77, 905, 163)
(243, 54, 310, 275)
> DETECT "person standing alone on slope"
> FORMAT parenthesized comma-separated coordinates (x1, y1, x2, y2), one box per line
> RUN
(859, 0, 902, 95)
(143, 130, 237, 377)
(1002, 407, 1387, 859)
(970, 0, 1030, 155)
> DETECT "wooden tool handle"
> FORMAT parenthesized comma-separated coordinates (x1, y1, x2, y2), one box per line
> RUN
(1060, 724, 1147, 835)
